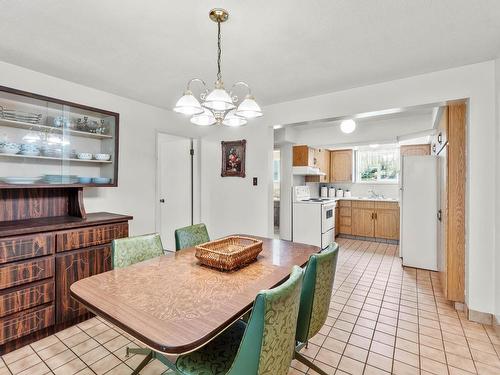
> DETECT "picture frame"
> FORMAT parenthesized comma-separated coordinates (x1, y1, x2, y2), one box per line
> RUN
(221, 139, 246, 177)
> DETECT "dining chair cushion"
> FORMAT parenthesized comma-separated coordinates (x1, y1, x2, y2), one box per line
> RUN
(175, 223, 210, 250)
(176, 266, 303, 375)
(296, 243, 339, 343)
(111, 233, 164, 269)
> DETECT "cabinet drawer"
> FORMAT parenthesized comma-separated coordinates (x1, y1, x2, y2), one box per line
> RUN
(56, 223, 128, 252)
(339, 207, 351, 217)
(338, 200, 351, 207)
(0, 233, 54, 265)
(340, 216, 352, 226)
(0, 280, 54, 318)
(352, 201, 375, 209)
(374, 201, 399, 210)
(0, 257, 54, 290)
(0, 304, 54, 345)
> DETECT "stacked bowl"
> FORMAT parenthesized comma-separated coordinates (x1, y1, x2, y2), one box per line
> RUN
(20, 143, 40, 156)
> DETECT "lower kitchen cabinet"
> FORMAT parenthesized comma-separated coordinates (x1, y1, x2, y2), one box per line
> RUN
(339, 200, 400, 241)
(55, 245, 112, 324)
(374, 207, 400, 240)
(352, 208, 375, 237)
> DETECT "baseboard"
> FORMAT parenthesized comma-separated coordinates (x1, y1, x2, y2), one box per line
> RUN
(465, 303, 493, 325)
(494, 315, 500, 336)
(337, 234, 399, 245)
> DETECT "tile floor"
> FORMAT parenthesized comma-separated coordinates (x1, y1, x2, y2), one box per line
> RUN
(1, 238, 499, 374)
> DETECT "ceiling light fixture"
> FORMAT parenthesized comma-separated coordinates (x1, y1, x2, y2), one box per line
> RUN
(173, 9, 262, 126)
(340, 119, 356, 134)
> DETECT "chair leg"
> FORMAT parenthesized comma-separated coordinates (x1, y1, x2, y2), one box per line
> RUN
(131, 351, 153, 375)
(294, 351, 328, 375)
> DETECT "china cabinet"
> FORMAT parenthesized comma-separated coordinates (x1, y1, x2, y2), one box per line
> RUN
(0, 86, 119, 187)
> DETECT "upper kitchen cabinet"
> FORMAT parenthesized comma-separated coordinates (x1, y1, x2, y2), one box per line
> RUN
(330, 149, 353, 182)
(293, 145, 330, 182)
(0, 86, 119, 187)
(306, 148, 330, 183)
(400, 144, 431, 157)
(293, 145, 315, 167)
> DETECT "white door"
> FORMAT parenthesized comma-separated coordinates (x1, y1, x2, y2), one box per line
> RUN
(156, 133, 199, 251)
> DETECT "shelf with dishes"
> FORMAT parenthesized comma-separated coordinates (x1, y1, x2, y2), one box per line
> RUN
(1, 175, 113, 186)
(0, 85, 120, 188)
(0, 117, 113, 139)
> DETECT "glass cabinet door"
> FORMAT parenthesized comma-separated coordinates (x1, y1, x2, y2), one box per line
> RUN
(0, 87, 118, 187)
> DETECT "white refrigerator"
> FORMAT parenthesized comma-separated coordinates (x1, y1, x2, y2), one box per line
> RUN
(400, 155, 438, 270)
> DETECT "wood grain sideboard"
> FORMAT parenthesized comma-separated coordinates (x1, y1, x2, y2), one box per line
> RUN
(0, 187, 132, 354)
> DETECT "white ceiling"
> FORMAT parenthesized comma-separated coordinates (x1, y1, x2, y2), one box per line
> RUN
(1, 1, 500, 109)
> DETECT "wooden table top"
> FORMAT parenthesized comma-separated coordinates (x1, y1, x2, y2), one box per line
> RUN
(70, 235, 320, 354)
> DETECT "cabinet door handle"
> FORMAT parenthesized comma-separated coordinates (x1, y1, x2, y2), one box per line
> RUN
(371, 212, 374, 220)
(437, 209, 442, 222)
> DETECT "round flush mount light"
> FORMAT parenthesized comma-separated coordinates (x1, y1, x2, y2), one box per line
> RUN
(340, 119, 356, 134)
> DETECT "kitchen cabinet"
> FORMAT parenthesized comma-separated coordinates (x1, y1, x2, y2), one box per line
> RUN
(436, 103, 466, 303)
(339, 200, 399, 240)
(373, 202, 400, 240)
(400, 144, 431, 157)
(330, 149, 353, 182)
(293, 145, 330, 182)
(352, 207, 375, 237)
(293, 145, 315, 167)
(338, 200, 352, 235)
(306, 148, 330, 183)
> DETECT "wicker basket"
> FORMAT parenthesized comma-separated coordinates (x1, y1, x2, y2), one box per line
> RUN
(195, 236, 263, 271)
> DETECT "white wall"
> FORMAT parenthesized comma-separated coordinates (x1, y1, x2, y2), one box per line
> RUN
(262, 61, 497, 316)
(200, 125, 273, 239)
(286, 115, 434, 148)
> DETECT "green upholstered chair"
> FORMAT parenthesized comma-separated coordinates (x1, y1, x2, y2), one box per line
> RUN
(111, 233, 164, 269)
(175, 266, 304, 375)
(174, 223, 210, 250)
(294, 243, 339, 375)
(111, 233, 165, 374)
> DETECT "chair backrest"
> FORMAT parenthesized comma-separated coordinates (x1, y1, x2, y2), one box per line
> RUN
(228, 266, 303, 375)
(112, 233, 164, 269)
(296, 243, 339, 343)
(174, 223, 210, 250)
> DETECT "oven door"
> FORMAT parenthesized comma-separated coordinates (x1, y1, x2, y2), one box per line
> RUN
(322, 203, 335, 233)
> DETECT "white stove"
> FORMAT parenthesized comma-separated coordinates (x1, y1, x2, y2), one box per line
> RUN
(292, 186, 336, 249)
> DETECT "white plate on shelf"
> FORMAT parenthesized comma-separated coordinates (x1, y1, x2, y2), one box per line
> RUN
(2, 176, 41, 184)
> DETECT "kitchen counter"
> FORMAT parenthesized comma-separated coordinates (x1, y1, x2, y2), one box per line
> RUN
(334, 196, 399, 203)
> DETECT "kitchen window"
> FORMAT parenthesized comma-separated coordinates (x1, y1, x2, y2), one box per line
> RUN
(356, 146, 400, 183)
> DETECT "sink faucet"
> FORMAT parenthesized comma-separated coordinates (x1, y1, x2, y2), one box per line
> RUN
(368, 190, 385, 199)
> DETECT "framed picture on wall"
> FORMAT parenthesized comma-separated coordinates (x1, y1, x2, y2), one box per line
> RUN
(221, 139, 246, 177)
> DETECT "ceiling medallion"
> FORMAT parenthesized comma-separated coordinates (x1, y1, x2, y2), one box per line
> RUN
(173, 8, 263, 126)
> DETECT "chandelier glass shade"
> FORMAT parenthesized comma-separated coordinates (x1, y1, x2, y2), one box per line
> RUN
(173, 9, 262, 126)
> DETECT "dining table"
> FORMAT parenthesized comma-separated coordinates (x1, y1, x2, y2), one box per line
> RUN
(70, 234, 320, 361)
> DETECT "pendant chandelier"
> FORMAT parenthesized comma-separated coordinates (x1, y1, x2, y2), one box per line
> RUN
(173, 8, 263, 126)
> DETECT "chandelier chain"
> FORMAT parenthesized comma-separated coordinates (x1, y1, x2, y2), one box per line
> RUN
(217, 21, 222, 81)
